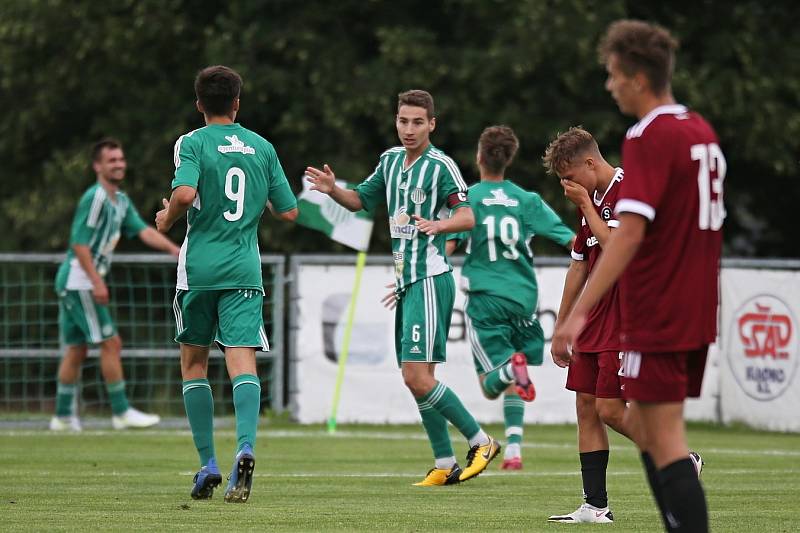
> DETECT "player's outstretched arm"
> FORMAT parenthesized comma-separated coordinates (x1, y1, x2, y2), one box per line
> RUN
(156, 186, 196, 233)
(138, 227, 180, 257)
(414, 206, 474, 236)
(305, 164, 363, 212)
(268, 202, 298, 222)
(551, 259, 589, 365)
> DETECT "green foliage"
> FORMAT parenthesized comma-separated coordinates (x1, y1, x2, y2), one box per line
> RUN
(0, 0, 797, 256)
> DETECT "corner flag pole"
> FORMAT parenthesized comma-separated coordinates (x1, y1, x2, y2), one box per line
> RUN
(327, 250, 367, 434)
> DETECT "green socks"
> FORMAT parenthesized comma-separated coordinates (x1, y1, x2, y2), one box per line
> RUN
(504, 392, 525, 458)
(182, 379, 216, 467)
(416, 394, 455, 462)
(55, 382, 77, 417)
(106, 380, 129, 416)
(421, 381, 484, 444)
(482, 363, 514, 399)
(232, 374, 261, 453)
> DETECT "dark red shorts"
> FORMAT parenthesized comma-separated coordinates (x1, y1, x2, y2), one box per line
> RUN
(620, 346, 709, 402)
(565, 351, 624, 399)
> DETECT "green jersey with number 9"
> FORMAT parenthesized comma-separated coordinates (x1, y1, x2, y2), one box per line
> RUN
(171, 124, 296, 292)
(459, 180, 574, 315)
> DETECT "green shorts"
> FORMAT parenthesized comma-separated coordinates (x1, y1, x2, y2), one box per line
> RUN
(464, 292, 544, 375)
(394, 273, 455, 365)
(58, 290, 117, 346)
(173, 289, 269, 350)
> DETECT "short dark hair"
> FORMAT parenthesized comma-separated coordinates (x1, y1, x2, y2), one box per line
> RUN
(542, 127, 599, 176)
(397, 90, 434, 119)
(91, 138, 123, 162)
(598, 19, 679, 95)
(194, 65, 243, 117)
(478, 125, 519, 175)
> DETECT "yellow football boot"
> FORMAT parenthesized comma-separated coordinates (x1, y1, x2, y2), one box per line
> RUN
(412, 464, 462, 486)
(459, 436, 501, 481)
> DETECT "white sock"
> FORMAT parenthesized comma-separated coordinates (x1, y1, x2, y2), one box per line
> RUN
(468, 429, 490, 448)
(435, 456, 456, 470)
(504, 443, 521, 459)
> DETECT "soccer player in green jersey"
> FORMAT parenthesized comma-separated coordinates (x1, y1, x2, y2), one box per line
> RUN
(156, 66, 298, 502)
(305, 90, 500, 486)
(448, 126, 575, 470)
(51, 138, 180, 432)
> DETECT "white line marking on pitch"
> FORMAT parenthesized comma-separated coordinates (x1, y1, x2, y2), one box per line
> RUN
(2, 428, 799, 457)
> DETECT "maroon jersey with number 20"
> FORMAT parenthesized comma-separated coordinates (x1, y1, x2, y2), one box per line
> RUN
(615, 104, 725, 352)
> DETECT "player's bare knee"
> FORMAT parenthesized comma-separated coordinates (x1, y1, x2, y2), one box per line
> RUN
(596, 400, 624, 429)
(576, 393, 599, 424)
(102, 335, 122, 355)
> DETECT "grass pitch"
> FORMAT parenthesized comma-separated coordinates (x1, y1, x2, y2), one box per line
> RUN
(1, 420, 797, 532)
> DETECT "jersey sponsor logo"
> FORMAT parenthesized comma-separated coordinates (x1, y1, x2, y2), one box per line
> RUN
(601, 206, 613, 220)
(481, 188, 519, 207)
(581, 216, 586, 227)
(217, 135, 255, 155)
(389, 209, 418, 240)
(586, 236, 598, 248)
(727, 295, 799, 401)
(410, 188, 427, 204)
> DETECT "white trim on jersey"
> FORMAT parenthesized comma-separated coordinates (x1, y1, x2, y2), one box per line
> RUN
(176, 227, 189, 290)
(87, 187, 106, 228)
(607, 220, 620, 228)
(78, 290, 102, 343)
(616, 199, 656, 221)
(571, 250, 585, 261)
(409, 161, 430, 283)
(626, 104, 689, 139)
(593, 167, 624, 206)
(173, 128, 199, 169)
(429, 150, 467, 192)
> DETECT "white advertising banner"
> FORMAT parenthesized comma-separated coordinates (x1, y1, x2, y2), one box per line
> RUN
(293, 263, 577, 424)
(292, 261, 718, 425)
(719, 269, 800, 431)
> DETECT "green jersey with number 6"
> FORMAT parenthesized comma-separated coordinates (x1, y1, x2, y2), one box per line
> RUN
(171, 123, 296, 292)
(354, 144, 469, 290)
(460, 180, 574, 315)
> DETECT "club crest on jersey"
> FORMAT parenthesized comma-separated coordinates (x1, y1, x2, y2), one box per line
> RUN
(482, 189, 518, 207)
(217, 135, 255, 155)
(389, 208, 418, 240)
(410, 188, 427, 204)
(601, 206, 613, 220)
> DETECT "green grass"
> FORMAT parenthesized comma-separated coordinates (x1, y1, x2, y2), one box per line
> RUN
(1, 420, 798, 532)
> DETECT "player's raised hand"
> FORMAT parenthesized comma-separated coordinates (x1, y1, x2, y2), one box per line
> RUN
(155, 198, 171, 233)
(305, 164, 336, 194)
(412, 214, 442, 235)
(561, 179, 591, 209)
(380, 282, 398, 310)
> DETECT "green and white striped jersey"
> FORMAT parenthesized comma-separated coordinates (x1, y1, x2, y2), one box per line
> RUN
(172, 123, 296, 292)
(55, 183, 147, 293)
(355, 144, 469, 290)
(456, 180, 574, 315)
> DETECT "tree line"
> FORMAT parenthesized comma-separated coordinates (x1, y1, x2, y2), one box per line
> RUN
(1, 0, 797, 256)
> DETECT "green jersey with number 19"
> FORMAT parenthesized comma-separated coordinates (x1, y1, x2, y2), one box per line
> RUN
(172, 124, 296, 292)
(460, 180, 574, 315)
(355, 144, 469, 290)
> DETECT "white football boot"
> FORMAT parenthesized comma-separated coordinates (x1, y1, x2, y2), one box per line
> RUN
(548, 503, 614, 523)
(111, 407, 160, 429)
(49, 415, 82, 432)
